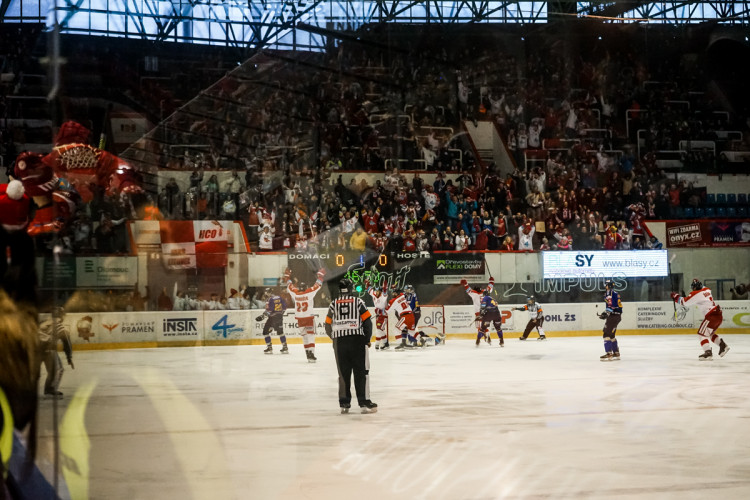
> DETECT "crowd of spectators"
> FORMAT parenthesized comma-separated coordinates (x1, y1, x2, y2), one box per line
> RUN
(4, 24, 750, 258)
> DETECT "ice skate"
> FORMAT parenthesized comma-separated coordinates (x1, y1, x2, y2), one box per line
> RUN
(375, 342, 380, 350)
(538, 335, 547, 341)
(600, 353, 613, 362)
(380, 340, 390, 350)
(395, 339, 407, 350)
(280, 345, 289, 354)
(435, 337, 442, 346)
(263, 345, 273, 355)
(360, 400, 378, 414)
(499, 340, 505, 348)
(44, 390, 63, 399)
(718, 340, 730, 357)
(519, 336, 527, 341)
(698, 350, 713, 361)
(340, 404, 350, 414)
(475, 338, 480, 347)
(306, 350, 317, 363)
(612, 352, 620, 360)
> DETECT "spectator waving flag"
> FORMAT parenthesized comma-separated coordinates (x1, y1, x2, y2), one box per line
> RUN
(159, 220, 229, 269)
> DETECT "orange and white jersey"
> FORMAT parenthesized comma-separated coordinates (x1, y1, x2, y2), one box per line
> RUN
(288, 281, 321, 318)
(368, 287, 388, 317)
(386, 293, 413, 316)
(679, 287, 719, 318)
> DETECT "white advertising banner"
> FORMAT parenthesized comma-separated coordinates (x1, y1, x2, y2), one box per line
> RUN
(542, 250, 669, 279)
(204, 310, 253, 340)
(635, 302, 692, 330)
(156, 311, 203, 342)
(721, 302, 750, 330)
(66, 312, 159, 345)
(59, 301, 748, 348)
(77, 257, 138, 288)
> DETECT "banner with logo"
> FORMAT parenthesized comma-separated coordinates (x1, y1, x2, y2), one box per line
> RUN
(666, 220, 750, 248)
(159, 220, 230, 269)
(204, 310, 253, 340)
(157, 311, 203, 341)
(77, 257, 138, 287)
(433, 253, 487, 284)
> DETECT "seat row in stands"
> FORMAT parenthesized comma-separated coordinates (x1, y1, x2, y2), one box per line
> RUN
(683, 206, 749, 219)
(705, 193, 749, 207)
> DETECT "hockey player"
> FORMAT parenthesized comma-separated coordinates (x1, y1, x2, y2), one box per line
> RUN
(514, 296, 547, 340)
(671, 278, 730, 360)
(39, 307, 74, 397)
(599, 279, 622, 361)
(479, 289, 504, 347)
(461, 277, 495, 345)
(365, 279, 390, 349)
(404, 284, 430, 346)
(284, 267, 326, 362)
(256, 288, 289, 354)
(386, 284, 417, 349)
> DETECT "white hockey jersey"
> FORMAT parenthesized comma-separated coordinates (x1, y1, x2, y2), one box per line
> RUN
(464, 282, 494, 313)
(368, 287, 388, 317)
(679, 287, 719, 317)
(386, 293, 412, 316)
(288, 280, 321, 318)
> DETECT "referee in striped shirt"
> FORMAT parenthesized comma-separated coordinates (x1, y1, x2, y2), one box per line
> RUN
(325, 279, 377, 414)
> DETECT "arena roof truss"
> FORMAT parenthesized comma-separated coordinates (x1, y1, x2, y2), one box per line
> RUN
(1, 1, 749, 49)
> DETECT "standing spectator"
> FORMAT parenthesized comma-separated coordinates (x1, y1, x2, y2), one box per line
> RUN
(349, 226, 367, 252)
(258, 225, 274, 251)
(324, 278, 377, 414)
(157, 287, 173, 311)
(72, 212, 93, 252)
(517, 221, 535, 251)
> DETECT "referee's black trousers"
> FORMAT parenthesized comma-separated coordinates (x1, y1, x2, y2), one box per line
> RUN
(333, 335, 369, 406)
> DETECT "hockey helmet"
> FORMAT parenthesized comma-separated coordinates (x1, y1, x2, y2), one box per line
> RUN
(604, 279, 614, 290)
(404, 284, 415, 296)
(262, 287, 272, 299)
(297, 281, 307, 291)
(526, 296, 535, 305)
(690, 278, 703, 291)
(483, 288, 491, 297)
(339, 278, 352, 293)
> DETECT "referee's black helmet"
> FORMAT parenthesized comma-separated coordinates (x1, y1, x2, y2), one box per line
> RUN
(339, 278, 352, 293)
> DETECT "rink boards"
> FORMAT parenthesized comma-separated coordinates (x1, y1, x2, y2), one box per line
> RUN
(57, 301, 750, 350)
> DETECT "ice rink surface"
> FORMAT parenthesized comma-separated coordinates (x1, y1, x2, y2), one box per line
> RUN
(36, 334, 750, 500)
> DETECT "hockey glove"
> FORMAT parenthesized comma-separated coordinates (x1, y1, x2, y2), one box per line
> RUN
(316, 268, 326, 281)
(283, 268, 292, 282)
(460, 279, 468, 287)
(669, 292, 679, 301)
(489, 276, 495, 286)
(598, 312, 609, 320)
(255, 315, 265, 322)
(68, 358, 75, 369)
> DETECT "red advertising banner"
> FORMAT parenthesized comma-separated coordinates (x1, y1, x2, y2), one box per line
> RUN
(666, 220, 750, 247)
(159, 220, 229, 268)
